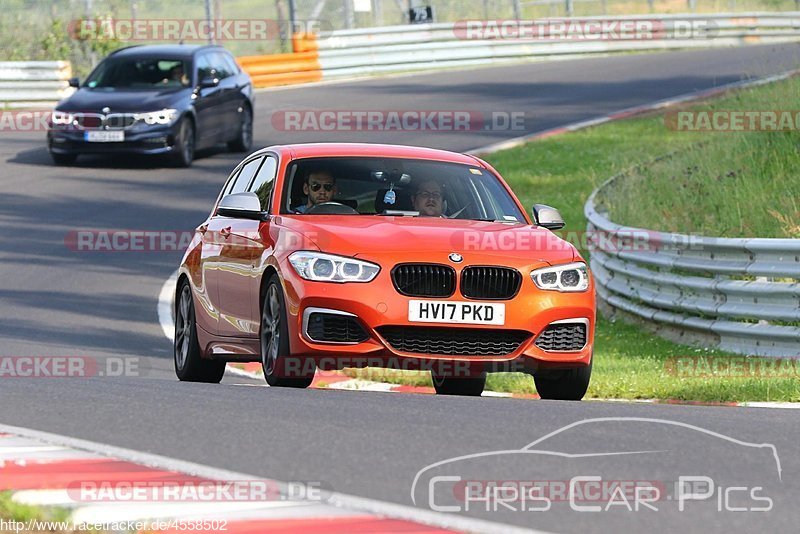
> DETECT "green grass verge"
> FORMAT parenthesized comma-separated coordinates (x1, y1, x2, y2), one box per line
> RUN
(0, 491, 75, 532)
(601, 76, 800, 238)
(347, 75, 800, 403)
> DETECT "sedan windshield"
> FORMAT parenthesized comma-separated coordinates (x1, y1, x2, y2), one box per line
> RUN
(281, 157, 526, 222)
(85, 57, 191, 89)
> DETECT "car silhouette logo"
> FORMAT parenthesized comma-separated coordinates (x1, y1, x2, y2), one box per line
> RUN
(448, 253, 463, 263)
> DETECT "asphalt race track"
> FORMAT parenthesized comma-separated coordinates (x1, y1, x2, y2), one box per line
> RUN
(1, 43, 799, 533)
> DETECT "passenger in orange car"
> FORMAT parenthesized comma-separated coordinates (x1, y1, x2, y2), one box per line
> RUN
(294, 170, 337, 213)
(411, 179, 444, 217)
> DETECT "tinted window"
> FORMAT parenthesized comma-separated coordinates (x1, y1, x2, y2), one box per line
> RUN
(196, 54, 214, 80)
(85, 58, 190, 89)
(219, 53, 240, 76)
(249, 157, 277, 211)
(230, 157, 264, 194)
(222, 168, 241, 197)
(210, 52, 234, 79)
(280, 157, 526, 222)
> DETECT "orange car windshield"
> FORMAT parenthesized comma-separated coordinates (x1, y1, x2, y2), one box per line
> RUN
(282, 157, 526, 222)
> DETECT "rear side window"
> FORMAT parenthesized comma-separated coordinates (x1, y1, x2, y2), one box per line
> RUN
(248, 156, 278, 211)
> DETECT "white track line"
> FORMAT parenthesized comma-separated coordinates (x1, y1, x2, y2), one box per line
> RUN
(0, 423, 543, 534)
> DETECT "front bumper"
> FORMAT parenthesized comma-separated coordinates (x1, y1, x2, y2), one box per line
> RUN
(47, 124, 179, 156)
(279, 259, 595, 373)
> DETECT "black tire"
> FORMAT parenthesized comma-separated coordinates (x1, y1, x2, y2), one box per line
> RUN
(261, 274, 314, 388)
(227, 105, 253, 153)
(171, 118, 195, 167)
(51, 152, 77, 165)
(174, 280, 226, 383)
(534, 360, 592, 401)
(431, 371, 486, 396)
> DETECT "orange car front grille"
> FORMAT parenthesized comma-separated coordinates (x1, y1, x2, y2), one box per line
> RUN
(377, 326, 530, 357)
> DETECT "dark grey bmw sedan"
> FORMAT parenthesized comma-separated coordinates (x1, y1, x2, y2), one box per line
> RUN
(47, 44, 254, 167)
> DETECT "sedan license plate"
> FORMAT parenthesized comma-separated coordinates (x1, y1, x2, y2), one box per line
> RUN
(85, 130, 124, 142)
(408, 300, 505, 325)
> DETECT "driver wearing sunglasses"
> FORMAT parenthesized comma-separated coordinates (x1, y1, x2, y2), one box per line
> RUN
(294, 170, 337, 213)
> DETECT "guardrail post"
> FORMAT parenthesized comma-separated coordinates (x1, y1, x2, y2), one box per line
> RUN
(204, 0, 215, 44)
(512, 0, 522, 19)
(344, 0, 354, 28)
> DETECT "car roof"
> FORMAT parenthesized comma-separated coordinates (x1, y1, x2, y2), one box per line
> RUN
(263, 143, 485, 167)
(108, 44, 222, 59)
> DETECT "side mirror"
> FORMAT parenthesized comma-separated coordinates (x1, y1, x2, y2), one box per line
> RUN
(217, 192, 267, 220)
(198, 76, 219, 89)
(532, 204, 565, 230)
(68, 77, 80, 88)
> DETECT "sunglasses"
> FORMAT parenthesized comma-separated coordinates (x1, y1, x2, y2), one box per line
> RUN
(309, 182, 334, 192)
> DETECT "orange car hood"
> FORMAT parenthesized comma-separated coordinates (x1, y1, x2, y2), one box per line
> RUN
(276, 215, 577, 267)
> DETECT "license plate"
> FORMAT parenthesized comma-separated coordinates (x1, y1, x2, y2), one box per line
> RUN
(408, 300, 505, 325)
(85, 130, 124, 142)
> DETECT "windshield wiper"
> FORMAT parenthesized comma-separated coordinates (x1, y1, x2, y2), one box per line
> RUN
(463, 217, 520, 223)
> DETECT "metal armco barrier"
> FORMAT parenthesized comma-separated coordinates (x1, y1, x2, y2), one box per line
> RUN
(306, 12, 800, 78)
(239, 12, 800, 87)
(585, 171, 800, 357)
(0, 61, 74, 108)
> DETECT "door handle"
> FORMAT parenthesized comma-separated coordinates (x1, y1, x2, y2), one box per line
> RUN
(220, 226, 232, 238)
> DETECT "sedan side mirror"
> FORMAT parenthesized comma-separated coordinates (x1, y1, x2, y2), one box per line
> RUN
(217, 192, 268, 220)
(532, 204, 565, 230)
(68, 77, 80, 88)
(198, 76, 220, 89)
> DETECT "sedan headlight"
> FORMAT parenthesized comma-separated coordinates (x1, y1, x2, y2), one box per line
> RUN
(289, 251, 380, 283)
(531, 262, 589, 292)
(134, 109, 178, 125)
(51, 111, 74, 125)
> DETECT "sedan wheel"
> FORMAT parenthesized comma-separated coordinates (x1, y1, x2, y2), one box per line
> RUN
(174, 280, 225, 383)
(171, 119, 195, 167)
(227, 106, 253, 152)
(261, 274, 314, 388)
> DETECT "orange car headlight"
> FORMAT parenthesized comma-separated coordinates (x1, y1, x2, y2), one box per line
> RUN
(530, 262, 589, 292)
(289, 251, 380, 283)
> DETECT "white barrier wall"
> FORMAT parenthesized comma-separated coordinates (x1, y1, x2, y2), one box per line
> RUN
(0, 61, 74, 108)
